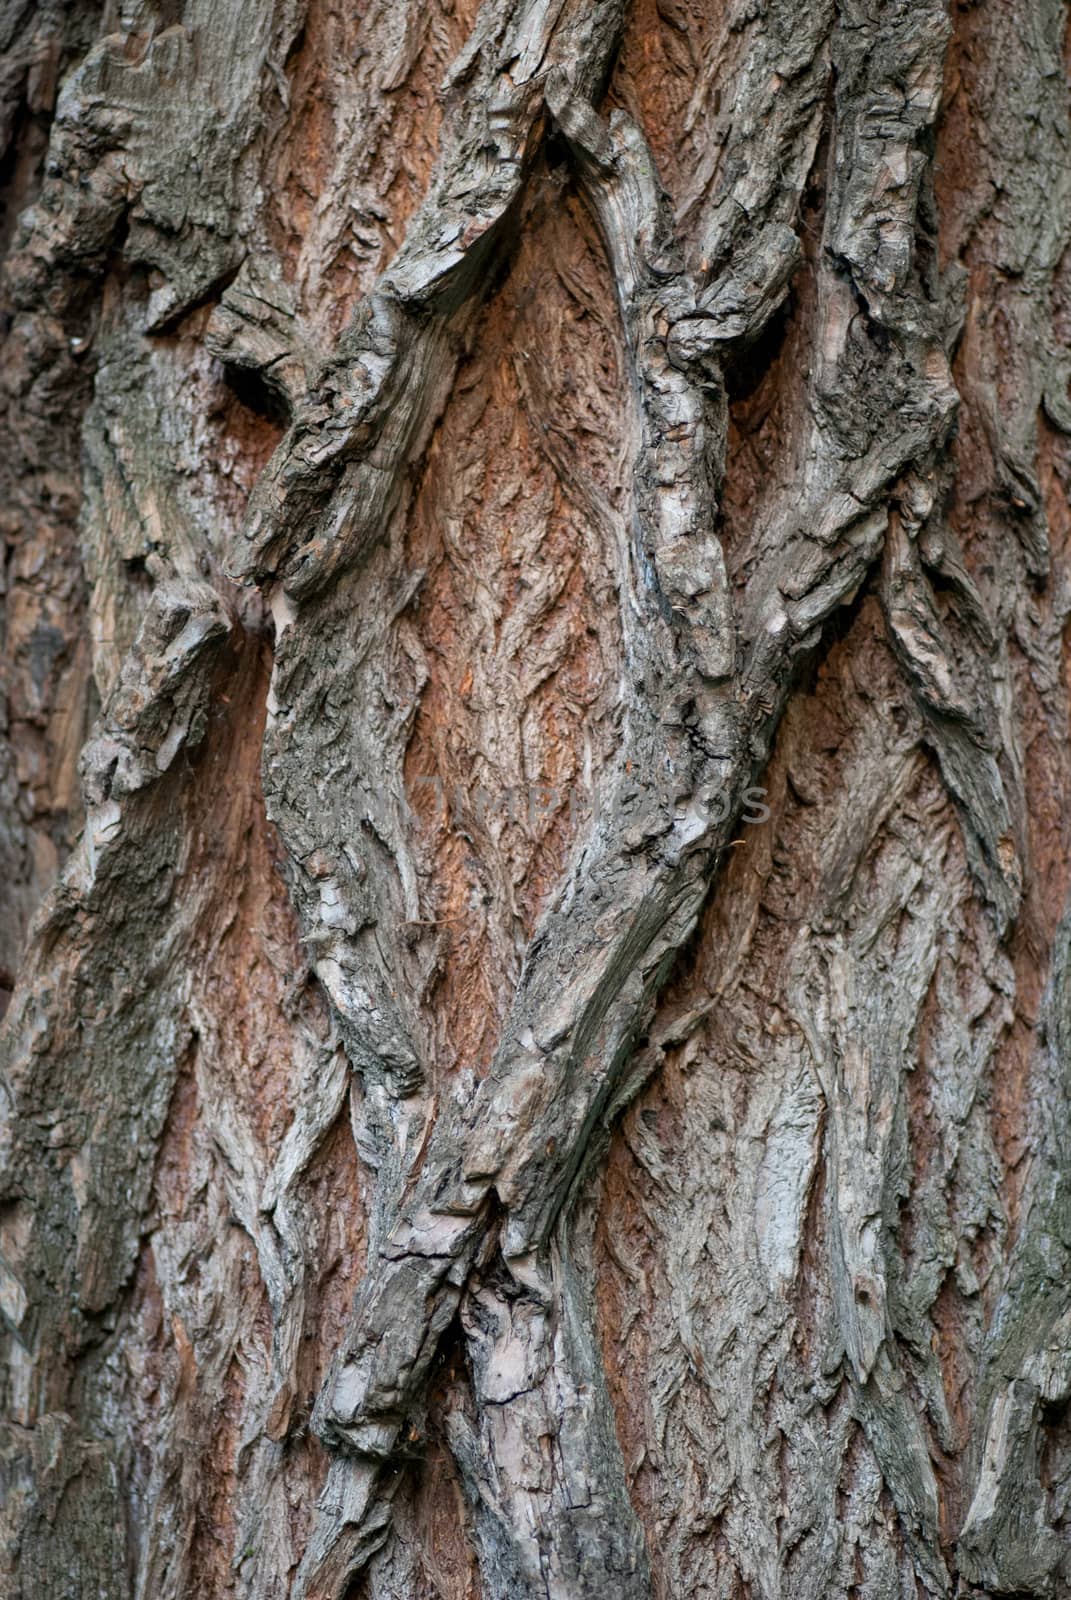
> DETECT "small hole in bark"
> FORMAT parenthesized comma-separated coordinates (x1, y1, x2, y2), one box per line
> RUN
(723, 295, 794, 405)
(542, 130, 575, 188)
(1040, 1395, 1069, 1428)
(123, 555, 153, 599)
(792, 576, 873, 702)
(223, 364, 290, 430)
(284, 23, 306, 68)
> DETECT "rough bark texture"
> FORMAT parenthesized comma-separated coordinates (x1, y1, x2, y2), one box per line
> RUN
(1, 0, 1070, 1596)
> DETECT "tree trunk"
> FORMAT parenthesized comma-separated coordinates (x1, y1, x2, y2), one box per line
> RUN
(2, 0, 1070, 1595)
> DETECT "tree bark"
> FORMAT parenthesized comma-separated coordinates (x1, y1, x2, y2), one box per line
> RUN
(1, 0, 1070, 1596)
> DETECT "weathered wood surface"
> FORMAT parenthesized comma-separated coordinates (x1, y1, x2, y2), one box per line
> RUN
(1, 0, 1070, 1595)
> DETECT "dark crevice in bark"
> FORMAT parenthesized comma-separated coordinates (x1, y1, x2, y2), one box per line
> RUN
(224, 360, 293, 432)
